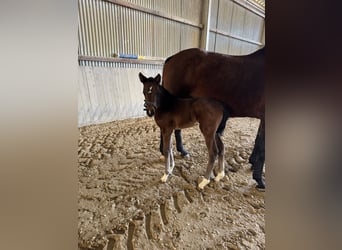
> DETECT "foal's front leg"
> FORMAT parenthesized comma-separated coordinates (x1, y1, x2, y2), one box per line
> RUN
(160, 129, 175, 182)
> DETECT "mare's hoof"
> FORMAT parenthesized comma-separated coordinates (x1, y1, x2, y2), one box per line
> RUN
(183, 153, 190, 159)
(198, 177, 210, 189)
(255, 179, 266, 191)
(256, 183, 266, 192)
(180, 151, 190, 158)
(161, 173, 169, 183)
(214, 171, 225, 182)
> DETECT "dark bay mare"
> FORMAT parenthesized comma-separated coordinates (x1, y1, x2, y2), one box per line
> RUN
(139, 72, 229, 189)
(160, 47, 265, 189)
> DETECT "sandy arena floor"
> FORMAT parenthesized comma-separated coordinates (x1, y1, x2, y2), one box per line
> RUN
(78, 117, 265, 250)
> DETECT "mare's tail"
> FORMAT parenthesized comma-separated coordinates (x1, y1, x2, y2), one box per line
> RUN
(216, 104, 230, 136)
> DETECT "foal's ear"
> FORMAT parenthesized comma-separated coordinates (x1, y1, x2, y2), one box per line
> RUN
(139, 72, 147, 83)
(155, 74, 161, 83)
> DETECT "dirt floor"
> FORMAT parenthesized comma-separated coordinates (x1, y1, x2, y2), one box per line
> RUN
(78, 117, 265, 250)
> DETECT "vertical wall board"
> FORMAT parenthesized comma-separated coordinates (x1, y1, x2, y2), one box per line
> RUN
(84, 66, 98, 111)
(114, 5, 121, 54)
(215, 34, 229, 54)
(79, 68, 89, 126)
(184, 0, 202, 24)
(153, 17, 159, 57)
(181, 26, 200, 50)
(208, 31, 216, 51)
(243, 10, 263, 42)
(78, 66, 86, 125)
(109, 4, 114, 55)
(230, 3, 246, 54)
(102, 66, 114, 119)
(239, 42, 252, 54)
(261, 21, 265, 44)
(102, 2, 110, 57)
(147, 12, 153, 56)
(228, 38, 239, 55)
(210, 0, 219, 30)
(217, 0, 234, 33)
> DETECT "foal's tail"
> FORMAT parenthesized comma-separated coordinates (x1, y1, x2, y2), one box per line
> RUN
(216, 104, 230, 136)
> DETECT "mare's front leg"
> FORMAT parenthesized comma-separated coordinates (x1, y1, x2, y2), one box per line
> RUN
(160, 128, 175, 183)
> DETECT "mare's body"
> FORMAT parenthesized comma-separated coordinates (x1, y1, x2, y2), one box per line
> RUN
(161, 48, 265, 189)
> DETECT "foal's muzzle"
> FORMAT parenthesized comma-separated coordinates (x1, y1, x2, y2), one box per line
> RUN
(144, 101, 156, 117)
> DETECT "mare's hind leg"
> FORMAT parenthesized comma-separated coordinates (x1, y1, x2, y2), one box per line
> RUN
(175, 129, 190, 157)
(249, 120, 265, 190)
(160, 128, 175, 183)
(214, 133, 225, 182)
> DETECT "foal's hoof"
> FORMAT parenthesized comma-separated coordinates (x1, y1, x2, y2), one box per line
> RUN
(198, 177, 210, 189)
(214, 171, 225, 182)
(159, 155, 165, 161)
(161, 173, 169, 183)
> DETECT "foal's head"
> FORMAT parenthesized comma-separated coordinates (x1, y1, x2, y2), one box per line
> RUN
(139, 72, 161, 117)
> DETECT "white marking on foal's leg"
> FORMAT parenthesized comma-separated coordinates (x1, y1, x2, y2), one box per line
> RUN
(161, 173, 169, 183)
(198, 177, 210, 189)
(214, 171, 225, 182)
(170, 151, 175, 172)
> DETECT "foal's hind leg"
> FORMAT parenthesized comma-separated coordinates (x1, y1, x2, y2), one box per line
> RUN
(214, 133, 225, 182)
(198, 130, 218, 189)
(160, 128, 175, 183)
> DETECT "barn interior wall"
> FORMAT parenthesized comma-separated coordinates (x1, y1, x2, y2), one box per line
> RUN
(78, 0, 265, 126)
(78, 61, 162, 126)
